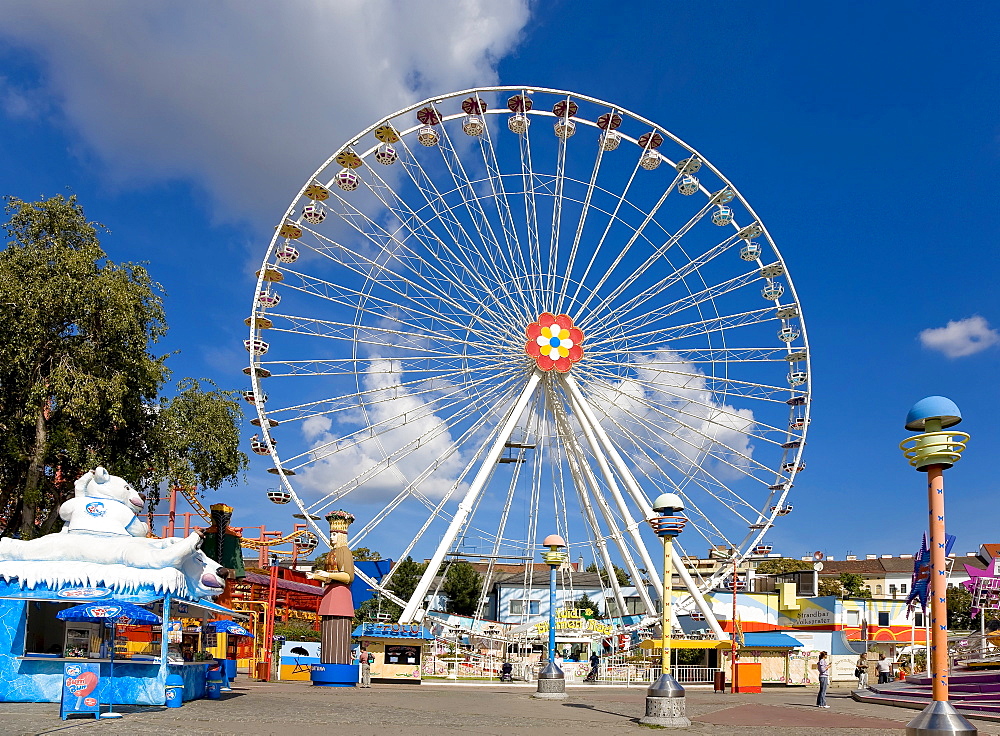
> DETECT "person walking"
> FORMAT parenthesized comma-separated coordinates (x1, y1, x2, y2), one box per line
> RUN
(816, 651, 831, 707)
(855, 652, 869, 689)
(360, 650, 373, 688)
(585, 652, 600, 682)
(876, 653, 892, 684)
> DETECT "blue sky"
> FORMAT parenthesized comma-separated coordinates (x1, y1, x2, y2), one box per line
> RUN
(0, 2, 998, 565)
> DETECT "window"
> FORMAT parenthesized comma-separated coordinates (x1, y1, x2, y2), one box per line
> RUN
(875, 585, 882, 595)
(915, 612, 924, 627)
(384, 644, 421, 665)
(846, 610, 860, 627)
(25, 602, 78, 656)
(509, 599, 539, 616)
(889, 584, 897, 597)
(900, 584, 907, 594)
(878, 611, 890, 627)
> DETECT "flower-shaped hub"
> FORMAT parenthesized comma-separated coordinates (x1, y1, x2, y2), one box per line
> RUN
(525, 313, 584, 372)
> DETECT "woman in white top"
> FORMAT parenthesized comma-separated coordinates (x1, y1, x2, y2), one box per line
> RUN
(816, 651, 830, 707)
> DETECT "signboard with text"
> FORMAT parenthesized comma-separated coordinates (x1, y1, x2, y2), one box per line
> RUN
(60, 661, 101, 720)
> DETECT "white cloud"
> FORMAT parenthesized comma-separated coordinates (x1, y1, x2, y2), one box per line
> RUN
(586, 350, 756, 485)
(297, 359, 471, 504)
(0, 1, 531, 229)
(919, 315, 1000, 358)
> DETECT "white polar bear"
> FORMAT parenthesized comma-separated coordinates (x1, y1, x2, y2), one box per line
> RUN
(59, 467, 149, 537)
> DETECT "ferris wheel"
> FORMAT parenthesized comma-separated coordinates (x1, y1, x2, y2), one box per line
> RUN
(245, 86, 810, 628)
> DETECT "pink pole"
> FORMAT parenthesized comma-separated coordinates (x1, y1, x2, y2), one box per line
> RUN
(927, 464, 948, 702)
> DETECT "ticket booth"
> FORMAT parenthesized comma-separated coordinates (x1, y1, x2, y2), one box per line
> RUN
(354, 623, 434, 684)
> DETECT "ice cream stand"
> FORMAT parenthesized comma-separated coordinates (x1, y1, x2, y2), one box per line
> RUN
(0, 467, 242, 708)
(354, 623, 435, 684)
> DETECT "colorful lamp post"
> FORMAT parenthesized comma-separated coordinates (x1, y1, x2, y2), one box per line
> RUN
(641, 493, 690, 728)
(534, 534, 568, 700)
(899, 396, 976, 736)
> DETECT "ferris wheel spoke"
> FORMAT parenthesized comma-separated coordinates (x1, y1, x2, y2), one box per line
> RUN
(581, 206, 734, 323)
(579, 375, 779, 490)
(554, 106, 620, 316)
(293, 222, 510, 342)
(581, 358, 798, 403)
(586, 306, 779, 353)
(517, 112, 546, 311)
(587, 347, 791, 364)
(256, 356, 519, 379)
(275, 267, 514, 347)
(579, 398, 763, 531)
(546, 96, 576, 304)
(265, 317, 509, 358)
(580, 237, 750, 341)
(265, 365, 513, 422)
(572, 169, 691, 320)
(309, 190, 492, 316)
(476, 104, 538, 317)
(391, 137, 526, 326)
(360, 152, 517, 305)
(578, 363, 795, 446)
(304, 378, 528, 538)
(336, 371, 535, 545)
(566, 145, 650, 316)
(275, 366, 523, 456)
(586, 268, 769, 345)
(282, 366, 524, 469)
(431, 113, 531, 318)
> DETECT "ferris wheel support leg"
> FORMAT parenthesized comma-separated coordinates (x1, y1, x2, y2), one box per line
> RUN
(556, 407, 631, 618)
(561, 381, 660, 612)
(562, 374, 726, 640)
(400, 370, 543, 623)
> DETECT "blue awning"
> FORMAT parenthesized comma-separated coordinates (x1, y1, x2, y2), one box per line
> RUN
(741, 632, 802, 648)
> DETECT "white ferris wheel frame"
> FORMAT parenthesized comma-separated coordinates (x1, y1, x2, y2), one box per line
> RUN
(247, 85, 812, 635)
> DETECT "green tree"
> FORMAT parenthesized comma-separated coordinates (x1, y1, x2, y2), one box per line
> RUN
(839, 573, 871, 599)
(585, 562, 630, 586)
(353, 595, 399, 628)
(947, 586, 974, 631)
(387, 556, 427, 603)
(756, 558, 812, 575)
(0, 195, 247, 537)
(150, 378, 247, 506)
(274, 620, 320, 642)
(442, 560, 482, 616)
(0, 195, 168, 537)
(818, 578, 845, 597)
(573, 592, 603, 618)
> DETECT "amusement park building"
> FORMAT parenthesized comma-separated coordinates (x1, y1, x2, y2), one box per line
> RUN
(815, 553, 985, 599)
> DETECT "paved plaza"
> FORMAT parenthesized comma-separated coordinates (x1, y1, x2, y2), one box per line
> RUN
(5, 681, 1000, 736)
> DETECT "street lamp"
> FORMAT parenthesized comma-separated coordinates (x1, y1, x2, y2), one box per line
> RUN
(534, 534, 568, 700)
(899, 396, 976, 736)
(640, 492, 691, 728)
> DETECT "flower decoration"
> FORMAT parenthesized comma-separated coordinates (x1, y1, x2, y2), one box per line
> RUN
(525, 313, 584, 372)
(326, 509, 355, 533)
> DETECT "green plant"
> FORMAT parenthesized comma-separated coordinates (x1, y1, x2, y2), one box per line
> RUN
(755, 558, 812, 575)
(274, 620, 320, 642)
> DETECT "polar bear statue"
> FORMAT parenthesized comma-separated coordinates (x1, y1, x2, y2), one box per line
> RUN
(59, 466, 149, 537)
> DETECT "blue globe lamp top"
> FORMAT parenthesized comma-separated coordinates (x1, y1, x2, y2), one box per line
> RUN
(904, 395, 962, 432)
